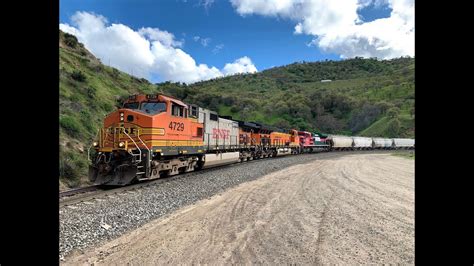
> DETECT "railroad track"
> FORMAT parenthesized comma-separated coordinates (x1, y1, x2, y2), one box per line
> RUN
(59, 149, 412, 207)
(60, 157, 258, 207)
(60, 185, 100, 198)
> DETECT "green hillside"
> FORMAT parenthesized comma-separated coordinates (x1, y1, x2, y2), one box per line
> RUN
(158, 57, 414, 136)
(59, 30, 414, 188)
(59, 31, 157, 188)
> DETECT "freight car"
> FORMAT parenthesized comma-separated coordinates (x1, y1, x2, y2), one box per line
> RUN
(88, 93, 414, 186)
(393, 138, 415, 149)
(352, 137, 373, 150)
(328, 135, 354, 150)
(373, 138, 393, 149)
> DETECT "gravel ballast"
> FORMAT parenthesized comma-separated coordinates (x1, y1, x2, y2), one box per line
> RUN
(59, 151, 391, 258)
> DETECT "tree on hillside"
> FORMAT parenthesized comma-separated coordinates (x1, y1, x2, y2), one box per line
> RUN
(63, 32, 79, 48)
(387, 107, 400, 118)
(316, 113, 344, 133)
(376, 101, 394, 114)
(387, 118, 401, 137)
(349, 104, 382, 133)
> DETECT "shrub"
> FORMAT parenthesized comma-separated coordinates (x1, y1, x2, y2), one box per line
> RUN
(71, 71, 86, 82)
(60, 115, 82, 137)
(59, 157, 80, 181)
(230, 106, 241, 113)
(131, 76, 141, 83)
(59, 151, 88, 185)
(387, 118, 401, 137)
(101, 101, 114, 112)
(387, 107, 400, 118)
(63, 33, 78, 48)
(79, 110, 95, 133)
(349, 104, 382, 133)
(86, 87, 96, 99)
(111, 68, 120, 78)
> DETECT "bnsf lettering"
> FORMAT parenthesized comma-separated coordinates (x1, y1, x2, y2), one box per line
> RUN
(212, 128, 230, 139)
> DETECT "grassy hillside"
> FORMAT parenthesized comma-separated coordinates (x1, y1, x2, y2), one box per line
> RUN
(59, 29, 414, 188)
(59, 30, 157, 187)
(158, 57, 414, 137)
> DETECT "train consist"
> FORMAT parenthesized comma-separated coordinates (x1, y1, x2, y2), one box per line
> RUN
(88, 93, 414, 186)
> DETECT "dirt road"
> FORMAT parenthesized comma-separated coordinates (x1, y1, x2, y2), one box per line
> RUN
(63, 153, 414, 264)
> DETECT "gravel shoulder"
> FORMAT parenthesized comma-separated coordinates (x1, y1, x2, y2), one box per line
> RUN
(62, 153, 414, 264)
(61, 152, 349, 258)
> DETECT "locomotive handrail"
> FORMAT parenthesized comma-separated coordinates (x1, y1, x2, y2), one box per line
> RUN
(135, 130, 150, 153)
(136, 129, 151, 174)
(120, 127, 142, 163)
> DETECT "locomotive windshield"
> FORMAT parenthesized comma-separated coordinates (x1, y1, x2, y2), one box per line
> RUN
(140, 102, 167, 115)
(123, 102, 139, 109)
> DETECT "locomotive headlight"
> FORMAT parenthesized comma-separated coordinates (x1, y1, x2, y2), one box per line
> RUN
(93, 142, 98, 147)
(120, 112, 124, 121)
(118, 141, 125, 148)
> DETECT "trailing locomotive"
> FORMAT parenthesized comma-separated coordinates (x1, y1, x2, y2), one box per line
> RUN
(88, 93, 414, 186)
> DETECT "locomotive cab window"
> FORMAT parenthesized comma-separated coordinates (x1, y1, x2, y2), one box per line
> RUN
(139, 102, 166, 115)
(189, 106, 198, 118)
(123, 102, 139, 109)
(172, 103, 185, 117)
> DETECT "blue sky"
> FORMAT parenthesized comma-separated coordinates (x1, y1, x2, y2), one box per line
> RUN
(60, 0, 413, 83)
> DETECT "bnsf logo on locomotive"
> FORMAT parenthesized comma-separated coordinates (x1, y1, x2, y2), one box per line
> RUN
(212, 128, 230, 139)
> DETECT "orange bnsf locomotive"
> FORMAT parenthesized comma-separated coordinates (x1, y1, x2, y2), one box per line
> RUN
(88, 93, 314, 186)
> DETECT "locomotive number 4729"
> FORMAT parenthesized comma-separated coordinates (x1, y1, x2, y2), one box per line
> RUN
(169, 121, 185, 131)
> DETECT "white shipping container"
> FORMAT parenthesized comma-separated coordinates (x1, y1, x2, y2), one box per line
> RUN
(353, 137, 373, 148)
(331, 135, 354, 148)
(198, 107, 239, 149)
(393, 138, 415, 147)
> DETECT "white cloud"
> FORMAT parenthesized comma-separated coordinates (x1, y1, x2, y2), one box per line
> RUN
(59, 23, 80, 36)
(60, 12, 257, 83)
(223, 56, 258, 75)
(199, 0, 215, 10)
(201, 38, 211, 47)
(193, 35, 212, 47)
(213, 44, 224, 54)
(139, 27, 183, 47)
(358, 0, 390, 9)
(230, 0, 414, 59)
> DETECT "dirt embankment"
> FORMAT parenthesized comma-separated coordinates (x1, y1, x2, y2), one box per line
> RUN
(64, 153, 414, 264)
